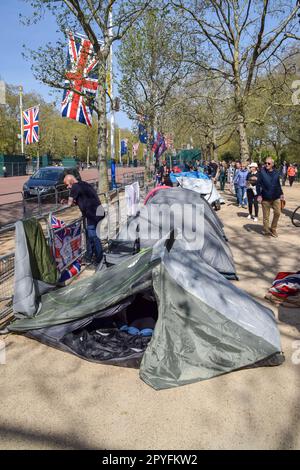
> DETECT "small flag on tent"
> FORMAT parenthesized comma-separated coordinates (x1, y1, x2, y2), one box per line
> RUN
(121, 139, 128, 156)
(23, 106, 39, 145)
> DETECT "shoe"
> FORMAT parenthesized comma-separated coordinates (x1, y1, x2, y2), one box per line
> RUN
(81, 256, 92, 266)
(262, 230, 271, 236)
(270, 229, 278, 238)
(238, 204, 242, 208)
(247, 214, 252, 219)
(253, 217, 258, 222)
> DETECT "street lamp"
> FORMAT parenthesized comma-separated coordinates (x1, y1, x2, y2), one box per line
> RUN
(73, 135, 78, 158)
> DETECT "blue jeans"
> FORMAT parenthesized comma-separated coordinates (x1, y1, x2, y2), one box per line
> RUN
(237, 186, 247, 206)
(86, 224, 103, 263)
(234, 184, 239, 203)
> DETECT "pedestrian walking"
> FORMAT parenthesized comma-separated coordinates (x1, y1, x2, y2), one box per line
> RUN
(233, 162, 241, 202)
(218, 163, 227, 191)
(257, 158, 285, 238)
(287, 164, 296, 187)
(280, 161, 288, 186)
(234, 161, 248, 208)
(246, 162, 259, 221)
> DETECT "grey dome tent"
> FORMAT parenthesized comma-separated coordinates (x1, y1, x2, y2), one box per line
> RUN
(115, 187, 236, 279)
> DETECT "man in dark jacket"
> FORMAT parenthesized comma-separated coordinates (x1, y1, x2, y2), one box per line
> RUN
(64, 175, 104, 263)
(257, 158, 285, 237)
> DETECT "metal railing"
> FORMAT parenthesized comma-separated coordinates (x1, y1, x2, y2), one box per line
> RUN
(0, 171, 146, 229)
(0, 184, 74, 229)
(122, 171, 145, 188)
(0, 176, 152, 326)
(1, 162, 27, 177)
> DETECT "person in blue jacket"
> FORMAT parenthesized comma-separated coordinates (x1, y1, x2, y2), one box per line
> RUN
(234, 161, 248, 208)
(257, 158, 285, 237)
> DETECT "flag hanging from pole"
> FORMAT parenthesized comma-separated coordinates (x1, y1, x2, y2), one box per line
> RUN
(61, 32, 99, 127)
(121, 139, 128, 156)
(138, 123, 148, 143)
(23, 106, 39, 145)
(132, 142, 140, 157)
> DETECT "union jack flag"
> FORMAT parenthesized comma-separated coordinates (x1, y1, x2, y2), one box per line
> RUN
(50, 215, 66, 230)
(23, 106, 39, 145)
(61, 32, 99, 127)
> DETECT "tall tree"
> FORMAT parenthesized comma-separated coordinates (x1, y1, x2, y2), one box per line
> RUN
(173, 0, 300, 161)
(23, 0, 151, 192)
(117, 4, 190, 176)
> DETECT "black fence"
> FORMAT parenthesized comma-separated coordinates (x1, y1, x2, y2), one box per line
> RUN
(1, 162, 27, 177)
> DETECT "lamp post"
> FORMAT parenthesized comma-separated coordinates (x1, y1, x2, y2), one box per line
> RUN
(73, 135, 78, 159)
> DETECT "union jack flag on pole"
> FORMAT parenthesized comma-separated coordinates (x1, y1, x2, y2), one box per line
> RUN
(23, 106, 39, 145)
(61, 32, 99, 127)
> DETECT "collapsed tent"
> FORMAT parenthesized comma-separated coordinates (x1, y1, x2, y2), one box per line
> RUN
(9, 235, 283, 389)
(8, 190, 284, 389)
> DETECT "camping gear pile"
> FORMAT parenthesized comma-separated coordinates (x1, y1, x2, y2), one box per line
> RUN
(265, 271, 300, 307)
(169, 171, 223, 209)
(8, 186, 284, 390)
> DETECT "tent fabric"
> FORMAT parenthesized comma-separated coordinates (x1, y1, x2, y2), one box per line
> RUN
(176, 176, 222, 205)
(140, 244, 282, 390)
(13, 220, 57, 317)
(9, 195, 284, 390)
(144, 186, 170, 205)
(9, 247, 158, 332)
(23, 218, 58, 285)
(169, 171, 209, 183)
(117, 187, 236, 278)
(25, 298, 145, 368)
(9, 234, 283, 389)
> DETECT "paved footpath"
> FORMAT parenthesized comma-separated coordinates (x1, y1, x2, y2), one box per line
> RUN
(0, 184, 300, 450)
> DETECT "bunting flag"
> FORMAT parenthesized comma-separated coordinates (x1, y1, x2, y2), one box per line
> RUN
(121, 139, 128, 156)
(138, 123, 148, 144)
(132, 142, 140, 157)
(152, 132, 167, 158)
(61, 32, 99, 127)
(23, 106, 39, 145)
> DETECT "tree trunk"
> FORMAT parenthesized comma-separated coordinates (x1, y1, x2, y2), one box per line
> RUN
(97, 63, 109, 194)
(237, 113, 250, 162)
(145, 118, 154, 181)
(212, 128, 218, 162)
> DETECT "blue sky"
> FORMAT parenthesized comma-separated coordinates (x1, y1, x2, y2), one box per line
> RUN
(0, 0, 132, 129)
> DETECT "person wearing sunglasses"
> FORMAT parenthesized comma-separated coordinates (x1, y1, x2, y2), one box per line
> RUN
(256, 158, 285, 237)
